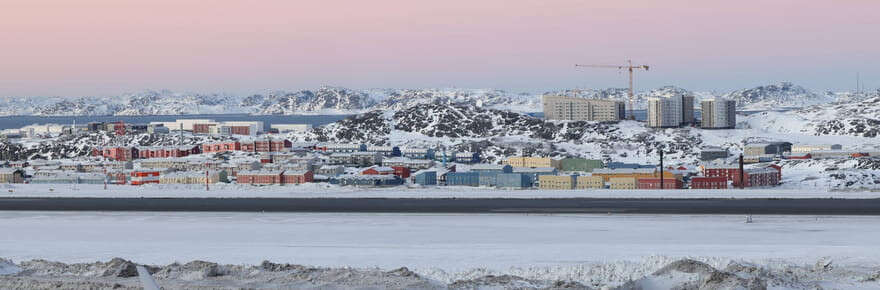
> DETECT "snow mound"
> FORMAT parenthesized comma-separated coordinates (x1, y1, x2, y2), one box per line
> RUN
(0, 258, 21, 275)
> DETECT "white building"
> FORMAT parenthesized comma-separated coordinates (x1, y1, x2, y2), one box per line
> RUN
(700, 98, 736, 129)
(149, 119, 217, 131)
(647, 96, 682, 128)
(791, 144, 843, 153)
(542, 95, 626, 121)
(270, 124, 312, 133)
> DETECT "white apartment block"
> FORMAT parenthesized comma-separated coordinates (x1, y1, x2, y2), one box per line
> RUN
(700, 98, 736, 129)
(542, 95, 625, 121)
(647, 96, 682, 128)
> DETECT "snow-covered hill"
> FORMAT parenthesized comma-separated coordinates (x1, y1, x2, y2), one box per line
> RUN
(742, 96, 880, 138)
(724, 82, 834, 110)
(4, 83, 866, 116)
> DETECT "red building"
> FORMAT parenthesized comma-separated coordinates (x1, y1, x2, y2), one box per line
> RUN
(637, 178, 683, 189)
(240, 140, 290, 152)
(130, 170, 160, 185)
(201, 141, 241, 153)
(704, 165, 781, 187)
(106, 171, 128, 185)
(281, 170, 314, 184)
(192, 123, 217, 134)
(391, 166, 411, 179)
(95, 147, 138, 161)
(703, 165, 741, 182)
(137, 146, 201, 159)
(690, 177, 728, 189)
(227, 126, 252, 136)
(785, 153, 811, 160)
(362, 166, 395, 176)
(236, 170, 283, 184)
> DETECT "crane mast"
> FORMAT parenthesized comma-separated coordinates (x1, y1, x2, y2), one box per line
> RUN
(575, 59, 649, 120)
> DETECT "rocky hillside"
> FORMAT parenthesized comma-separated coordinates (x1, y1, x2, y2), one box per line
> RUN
(724, 82, 833, 110)
(743, 96, 880, 138)
(287, 103, 703, 163)
(6, 83, 865, 116)
(0, 132, 235, 161)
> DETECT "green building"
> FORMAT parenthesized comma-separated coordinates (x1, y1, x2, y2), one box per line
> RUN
(560, 158, 603, 172)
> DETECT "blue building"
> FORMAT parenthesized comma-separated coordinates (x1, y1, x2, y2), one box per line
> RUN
(496, 173, 532, 189)
(512, 167, 557, 186)
(445, 172, 480, 186)
(413, 171, 437, 186)
(471, 164, 513, 186)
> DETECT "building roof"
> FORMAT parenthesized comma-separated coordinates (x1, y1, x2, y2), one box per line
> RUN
(512, 167, 558, 173)
(339, 174, 398, 180)
(237, 170, 284, 175)
(469, 164, 508, 171)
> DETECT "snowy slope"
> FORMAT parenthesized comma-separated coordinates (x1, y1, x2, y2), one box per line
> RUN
(742, 96, 880, 138)
(4, 83, 864, 116)
(3, 212, 880, 289)
(724, 82, 835, 110)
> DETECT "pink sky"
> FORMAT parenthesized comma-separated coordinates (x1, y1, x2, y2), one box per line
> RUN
(1, 0, 877, 96)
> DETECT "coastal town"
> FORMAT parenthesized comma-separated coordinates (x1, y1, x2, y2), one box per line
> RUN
(1, 93, 876, 193)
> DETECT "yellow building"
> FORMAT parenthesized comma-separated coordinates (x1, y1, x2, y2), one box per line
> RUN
(608, 177, 638, 190)
(160, 171, 221, 184)
(591, 168, 679, 183)
(504, 157, 562, 169)
(538, 175, 576, 190)
(575, 176, 604, 189)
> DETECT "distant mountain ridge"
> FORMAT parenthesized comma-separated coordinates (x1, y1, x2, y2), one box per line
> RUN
(0, 83, 869, 116)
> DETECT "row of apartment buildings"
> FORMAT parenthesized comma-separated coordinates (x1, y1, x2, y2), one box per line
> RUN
(542, 94, 737, 129)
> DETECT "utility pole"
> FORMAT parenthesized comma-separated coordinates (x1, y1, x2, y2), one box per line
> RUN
(739, 154, 745, 189)
(659, 150, 664, 190)
(575, 59, 650, 120)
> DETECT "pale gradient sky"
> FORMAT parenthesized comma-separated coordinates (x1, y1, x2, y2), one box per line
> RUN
(1, 0, 877, 96)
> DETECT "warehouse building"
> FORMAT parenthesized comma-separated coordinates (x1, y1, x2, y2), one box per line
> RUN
(413, 170, 437, 186)
(496, 173, 532, 189)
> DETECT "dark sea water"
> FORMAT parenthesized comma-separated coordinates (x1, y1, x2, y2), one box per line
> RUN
(0, 114, 352, 131)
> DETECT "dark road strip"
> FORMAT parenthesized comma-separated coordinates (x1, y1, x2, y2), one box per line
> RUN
(2, 197, 880, 214)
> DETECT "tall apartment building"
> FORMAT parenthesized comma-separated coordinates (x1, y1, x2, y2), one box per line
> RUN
(542, 95, 625, 122)
(647, 96, 682, 128)
(700, 98, 736, 129)
(681, 95, 695, 125)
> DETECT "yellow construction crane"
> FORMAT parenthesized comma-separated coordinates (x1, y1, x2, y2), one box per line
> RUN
(575, 59, 649, 120)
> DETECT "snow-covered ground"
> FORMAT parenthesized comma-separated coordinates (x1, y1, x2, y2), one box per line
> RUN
(2, 183, 880, 199)
(1, 212, 880, 288)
